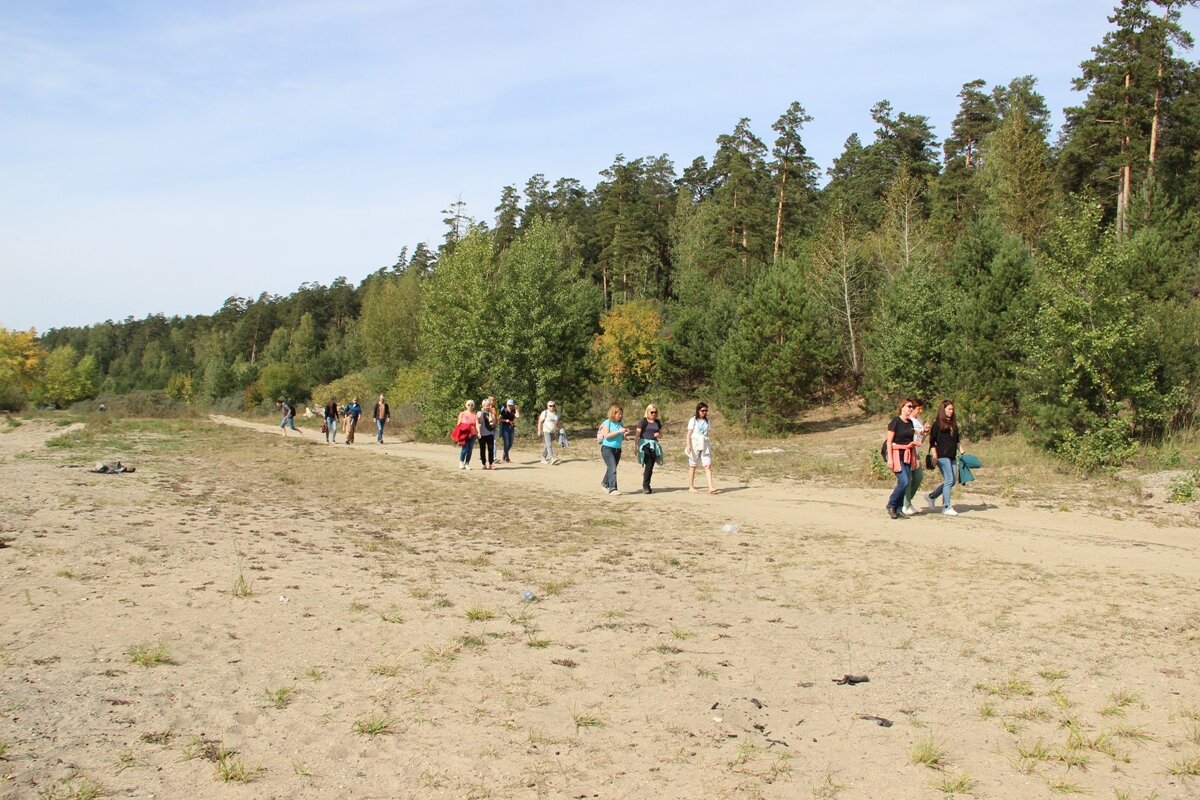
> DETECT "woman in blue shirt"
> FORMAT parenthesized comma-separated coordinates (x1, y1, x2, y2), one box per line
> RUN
(597, 405, 630, 495)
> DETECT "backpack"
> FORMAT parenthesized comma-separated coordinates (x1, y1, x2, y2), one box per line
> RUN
(880, 438, 888, 461)
(287, 402, 296, 419)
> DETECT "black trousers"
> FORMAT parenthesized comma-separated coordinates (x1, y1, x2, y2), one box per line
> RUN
(642, 444, 657, 489)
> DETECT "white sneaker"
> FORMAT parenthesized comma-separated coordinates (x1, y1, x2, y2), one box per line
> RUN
(901, 505, 916, 516)
(541, 459, 549, 464)
(609, 490, 621, 496)
(463, 464, 471, 471)
(926, 495, 936, 512)
(943, 507, 958, 516)
(459, 462, 466, 470)
(551, 457, 560, 465)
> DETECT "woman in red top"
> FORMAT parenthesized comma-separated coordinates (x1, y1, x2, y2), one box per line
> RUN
(456, 400, 478, 470)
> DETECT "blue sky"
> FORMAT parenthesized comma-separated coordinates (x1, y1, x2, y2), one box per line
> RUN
(2, 1, 1196, 331)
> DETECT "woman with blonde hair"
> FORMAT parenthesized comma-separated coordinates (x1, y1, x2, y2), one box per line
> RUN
(456, 400, 478, 470)
(537, 400, 561, 464)
(597, 404, 630, 495)
(476, 397, 498, 470)
(636, 403, 664, 494)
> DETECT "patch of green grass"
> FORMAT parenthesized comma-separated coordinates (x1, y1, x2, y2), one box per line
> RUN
(1047, 778, 1087, 794)
(215, 749, 259, 783)
(812, 771, 846, 798)
(0, 740, 7, 758)
(975, 674, 1034, 698)
(979, 702, 996, 719)
(348, 601, 370, 613)
(35, 776, 104, 800)
(422, 644, 459, 665)
(1101, 689, 1140, 717)
(1014, 705, 1051, 722)
(457, 634, 488, 651)
(652, 644, 683, 655)
(540, 579, 573, 596)
(909, 736, 949, 769)
(292, 759, 314, 777)
(139, 731, 174, 745)
(263, 686, 295, 709)
(379, 608, 404, 624)
(932, 772, 976, 795)
(465, 605, 496, 621)
(1168, 753, 1200, 776)
(1039, 669, 1069, 681)
(571, 708, 603, 731)
(670, 629, 695, 640)
(369, 661, 404, 677)
(1049, 689, 1072, 709)
(1109, 724, 1154, 743)
(126, 642, 173, 667)
(303, 666, 326, 681)
(353, 712, 394, 737)
(55, 569, 76, 579)
(525, 635, 551, 649)
(231, 571, 253, 598)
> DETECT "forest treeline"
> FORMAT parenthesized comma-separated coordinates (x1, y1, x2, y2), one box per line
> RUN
(4, 0, 1199, 470)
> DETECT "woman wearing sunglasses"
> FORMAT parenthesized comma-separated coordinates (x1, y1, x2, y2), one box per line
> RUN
(685, 402, 718, 494)
(884, 398, 918, 518)
(636, 404, 664, 494)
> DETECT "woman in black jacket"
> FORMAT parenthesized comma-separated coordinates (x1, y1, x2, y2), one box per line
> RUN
(926, 400, 962, 516)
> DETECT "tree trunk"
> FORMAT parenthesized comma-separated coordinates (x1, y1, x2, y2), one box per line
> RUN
(1117, 72, 1132, 237)
(773, 172, 787, 263)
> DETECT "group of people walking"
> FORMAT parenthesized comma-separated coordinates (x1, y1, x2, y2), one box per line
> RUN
(277, 394, 391, 445)
(884, 398, 964, 519)
(592, 401, 718, 495)
(448, 398, 718, 495)
(452, 396, 521, 469)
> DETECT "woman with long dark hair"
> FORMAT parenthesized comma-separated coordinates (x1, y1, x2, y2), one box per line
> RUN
(926, 400, 962, 516)
(685, 402, 718, 494)
(884, 398, 917, 519)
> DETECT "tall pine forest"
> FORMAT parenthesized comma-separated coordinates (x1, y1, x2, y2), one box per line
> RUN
(9, 0, 1200, 471)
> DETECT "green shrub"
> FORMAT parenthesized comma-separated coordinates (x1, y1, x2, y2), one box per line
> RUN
(1166, 476, 1195, 503)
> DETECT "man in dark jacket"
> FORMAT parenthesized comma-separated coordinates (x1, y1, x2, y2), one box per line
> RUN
(373, 394, 390, 444)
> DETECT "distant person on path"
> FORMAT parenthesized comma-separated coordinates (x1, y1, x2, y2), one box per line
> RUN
(373, 394, 390, 444)
(499, 399, 520, 462)
(477, 398, 498, 470)
(926, 399, 962, 516)
(636, 403, 664, 494)
(276, 398, 301, 436)
(685, 402, 718, 494)
(597, 405, 630, 495)
(323, 397, 340, 445)
(884, 398, 917, 519)
(902, 398, 927, 515)
(537, 401, 561, 465)
(343, 396, 362, 444)
(457, 400, 479, 470)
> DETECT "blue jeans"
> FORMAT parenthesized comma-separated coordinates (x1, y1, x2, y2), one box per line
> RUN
(887, 461, 911, 511)
(375, 418, 385, 442)
(460, 435, 477, 464)
(280, 416, 296, 431)
(600, 445, 621, 491)
(325, 416, 338, 443)
(500, 425, 514, 460)
(928, 458, 957, 508)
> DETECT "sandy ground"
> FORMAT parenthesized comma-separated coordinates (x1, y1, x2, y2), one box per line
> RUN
(0, 415, 1197, 800)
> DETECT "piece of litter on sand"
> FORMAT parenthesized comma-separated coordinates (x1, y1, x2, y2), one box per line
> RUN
(750, 448, 786, 455)
(833, 674, 870, 685)
(521, 589, 537, 602)
(857, 714, 893, 727)
(91, 460, 135, 474)
(278, 596, 289, 603)
(721, 523, 741, 534)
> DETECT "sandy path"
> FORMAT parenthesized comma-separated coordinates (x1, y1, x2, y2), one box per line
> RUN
(212, 415, 1200, 582)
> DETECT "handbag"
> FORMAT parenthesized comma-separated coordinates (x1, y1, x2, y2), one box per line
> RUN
(925, 453, 934, 470)
(320, 422, 328, 434)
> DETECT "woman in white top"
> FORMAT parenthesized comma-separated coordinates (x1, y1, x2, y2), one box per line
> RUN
(685, 402, 718, 494)
(537, 401, 561, 464)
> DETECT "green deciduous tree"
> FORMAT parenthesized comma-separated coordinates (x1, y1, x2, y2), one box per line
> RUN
(1021, 202, 1159, 469)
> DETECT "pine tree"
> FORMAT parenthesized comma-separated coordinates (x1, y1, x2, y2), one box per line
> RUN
(769, 101, 819, 262)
